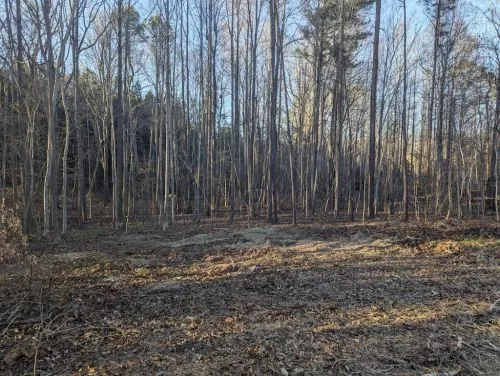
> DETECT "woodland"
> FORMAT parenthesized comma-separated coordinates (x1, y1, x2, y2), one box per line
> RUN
(0, 0, 499, 375)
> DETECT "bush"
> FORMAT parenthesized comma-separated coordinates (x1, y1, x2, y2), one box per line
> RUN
(0, 202, 28, 263)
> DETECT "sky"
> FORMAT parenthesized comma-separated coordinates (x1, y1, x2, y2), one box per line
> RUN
(115, 0, 499, 98)
(395, 0, 498, 38)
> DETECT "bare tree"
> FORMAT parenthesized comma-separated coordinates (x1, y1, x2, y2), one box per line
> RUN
(401, 0, 409, 221)
(368, 0, 381, 219)
(30, 0, 73, 235)
(267, 0, 279, 223)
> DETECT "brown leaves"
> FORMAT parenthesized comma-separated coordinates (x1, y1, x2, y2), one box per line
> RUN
(1, 219, 499, 375)
(433, 240, 462, 255)
(3, 346, 28, 367)
(0, 205, 28, 264)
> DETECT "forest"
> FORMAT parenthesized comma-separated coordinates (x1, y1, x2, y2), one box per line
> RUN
(0, 0, 497, 231)
(0, 0, 499, 375)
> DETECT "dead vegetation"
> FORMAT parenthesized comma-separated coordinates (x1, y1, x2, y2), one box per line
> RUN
(0, 219, 499, 375)
(0, 203, 28, 264)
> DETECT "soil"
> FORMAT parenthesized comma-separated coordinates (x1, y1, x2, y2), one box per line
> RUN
(1, 218, 499, 375)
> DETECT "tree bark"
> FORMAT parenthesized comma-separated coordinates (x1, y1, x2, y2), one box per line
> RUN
(368, 0, 381, 219)
(267, 0, 279, 223)
(401, 0, 409, 222)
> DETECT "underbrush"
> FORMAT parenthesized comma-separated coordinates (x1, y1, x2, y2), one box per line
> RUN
(0, 202, 28, 263)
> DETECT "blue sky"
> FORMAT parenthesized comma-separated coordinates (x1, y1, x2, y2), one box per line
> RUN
(399, 0, 498, 38)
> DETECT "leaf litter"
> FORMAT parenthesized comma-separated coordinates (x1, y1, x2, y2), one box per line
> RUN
(0, 218, 499, 375)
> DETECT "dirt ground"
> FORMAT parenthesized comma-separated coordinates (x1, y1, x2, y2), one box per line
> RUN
(1, 218, 499, 375)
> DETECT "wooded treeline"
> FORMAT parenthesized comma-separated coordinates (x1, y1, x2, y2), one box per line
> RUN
(0, 0, 498, 234)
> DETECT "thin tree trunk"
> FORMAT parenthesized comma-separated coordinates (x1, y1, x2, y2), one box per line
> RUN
(446, 74, 455, 219)
(61, 85, 70, 234)
(427, 0, 442, 213)
(368, 0, 381, 219)
(115, 0, 124, 226)
(401, 0, 409, 222)
(73, 0, 85, 227)
(334, 0, 345, 218)
(267, 0, 279, 223)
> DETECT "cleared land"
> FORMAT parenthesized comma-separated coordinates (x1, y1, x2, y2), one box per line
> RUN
(1, 219, 499, 375)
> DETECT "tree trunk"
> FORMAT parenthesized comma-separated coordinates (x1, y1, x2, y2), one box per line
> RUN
(73, 0, 85, 227)
(334, 0, 345, 218)
(401, 0, 409, 222)
(267, 0, 279, 223)
(115, 0, 124, 226)
(368, 0, 381, 219)
(427, 0, 442, 215)
(61, 85, 70, 234)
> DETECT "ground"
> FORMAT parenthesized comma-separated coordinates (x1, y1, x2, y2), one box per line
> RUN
(1, 218, 499, 375)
